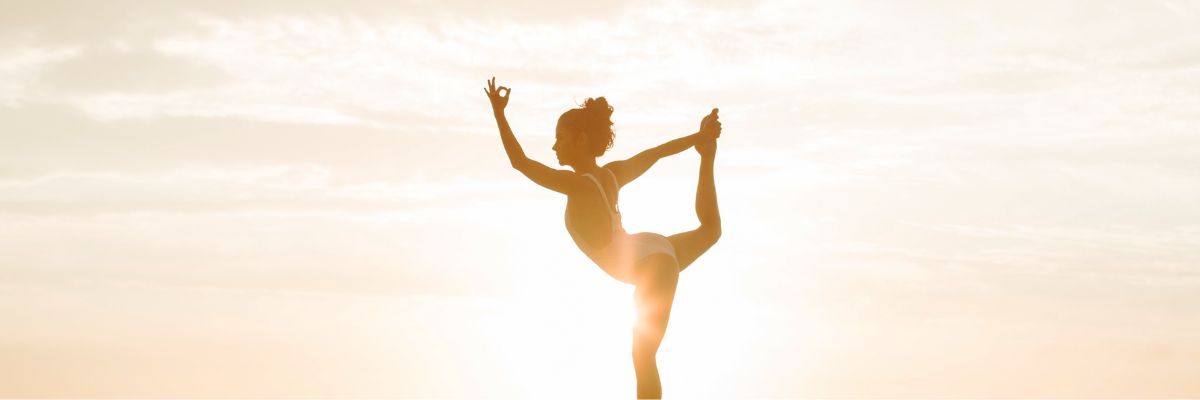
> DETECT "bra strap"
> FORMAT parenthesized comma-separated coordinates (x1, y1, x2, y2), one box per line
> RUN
(602, 168, 620, 211)
(582, 173, 610, 207)
(582, 173, 618, 213)
(604, 168, 620, 189)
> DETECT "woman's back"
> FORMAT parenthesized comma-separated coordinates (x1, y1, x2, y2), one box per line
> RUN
(564, 167, 623, 253)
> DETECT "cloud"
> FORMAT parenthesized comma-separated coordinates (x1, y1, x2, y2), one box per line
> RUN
(0, 164, 538, 217)
(0, 0, 644, 46)
(0, 103, 508, 180)
(34, 46, 229, 95)
(0, 45, 78, 106)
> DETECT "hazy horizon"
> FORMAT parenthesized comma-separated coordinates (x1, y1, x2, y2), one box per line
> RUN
(2, 0, 1199, 398)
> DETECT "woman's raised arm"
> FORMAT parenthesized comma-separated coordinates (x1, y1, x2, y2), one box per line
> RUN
(485, 77, 582, 195)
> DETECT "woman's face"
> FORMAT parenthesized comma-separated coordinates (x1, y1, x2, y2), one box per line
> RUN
(553, 126, 583, 166)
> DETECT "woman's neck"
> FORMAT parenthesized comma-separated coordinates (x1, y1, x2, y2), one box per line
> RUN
(571, 158, 599, 174)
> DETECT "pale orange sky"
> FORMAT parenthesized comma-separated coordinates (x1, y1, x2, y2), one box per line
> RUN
(2, 0, 1199, 398)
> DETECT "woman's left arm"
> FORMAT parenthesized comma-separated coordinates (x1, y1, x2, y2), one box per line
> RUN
(604, 132, 701, 187)
(606, 108, 720, 187)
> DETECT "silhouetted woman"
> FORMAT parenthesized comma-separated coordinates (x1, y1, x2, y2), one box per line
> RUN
(485, 77, 721, 399)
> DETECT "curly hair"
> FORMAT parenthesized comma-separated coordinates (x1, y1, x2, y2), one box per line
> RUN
(557, 97, 615, 157)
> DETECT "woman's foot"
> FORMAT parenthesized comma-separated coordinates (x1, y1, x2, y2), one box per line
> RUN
(696, 108, 721, 157)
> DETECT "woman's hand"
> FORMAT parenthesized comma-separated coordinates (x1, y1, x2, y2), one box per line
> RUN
(484, 76, 510, 113)
(696, 108, 721, 156)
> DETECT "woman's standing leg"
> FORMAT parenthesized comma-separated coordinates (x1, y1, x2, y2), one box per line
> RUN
(632, 254, 679, 399)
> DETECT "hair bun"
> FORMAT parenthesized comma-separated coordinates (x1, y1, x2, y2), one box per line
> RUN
(583, 97, 613, 120)
(560, 96, 616, 157)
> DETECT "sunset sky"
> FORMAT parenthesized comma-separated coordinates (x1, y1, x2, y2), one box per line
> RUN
(2, 0, 1199, 398)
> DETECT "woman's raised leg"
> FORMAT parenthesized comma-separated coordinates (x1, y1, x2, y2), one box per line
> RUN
(632, 254, 679, 399)
(669, 138, 721, 271)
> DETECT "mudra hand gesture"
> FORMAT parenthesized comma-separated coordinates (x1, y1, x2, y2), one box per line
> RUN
(484, 76, 510, 112)
(696, 108, 721, 156)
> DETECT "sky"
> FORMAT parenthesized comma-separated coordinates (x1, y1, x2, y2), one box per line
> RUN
(2, 0, 1199, 398)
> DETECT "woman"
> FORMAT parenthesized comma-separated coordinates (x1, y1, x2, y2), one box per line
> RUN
(484, 77, 722, 399)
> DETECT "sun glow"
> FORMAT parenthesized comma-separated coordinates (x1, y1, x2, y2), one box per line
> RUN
(489, 194, 776, 398)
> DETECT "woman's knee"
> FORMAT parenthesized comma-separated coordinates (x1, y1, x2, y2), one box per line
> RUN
(633, 313, 670, 354)
(703, 221, 721, 244)
(632, 341, 659, 361)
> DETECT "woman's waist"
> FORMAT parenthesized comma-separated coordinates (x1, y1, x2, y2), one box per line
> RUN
(577, 231, 673, 265)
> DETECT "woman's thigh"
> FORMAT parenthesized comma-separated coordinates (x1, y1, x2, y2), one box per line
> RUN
(667, 227, 719, 272)
(633, 254, 679, 332)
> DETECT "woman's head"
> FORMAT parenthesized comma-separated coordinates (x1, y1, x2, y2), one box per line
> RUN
(553, 97, 614, 166)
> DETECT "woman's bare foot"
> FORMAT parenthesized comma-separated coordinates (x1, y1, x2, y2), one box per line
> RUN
(696, 108, 721, 157)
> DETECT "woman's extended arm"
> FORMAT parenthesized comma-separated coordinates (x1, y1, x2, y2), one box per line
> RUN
(604, 132, 701, 187)
(485, 77, 581, 195)
(605, 108, 721, 187)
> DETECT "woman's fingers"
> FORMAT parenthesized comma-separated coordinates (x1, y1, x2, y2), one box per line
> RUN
(485, 77, 511, 99)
